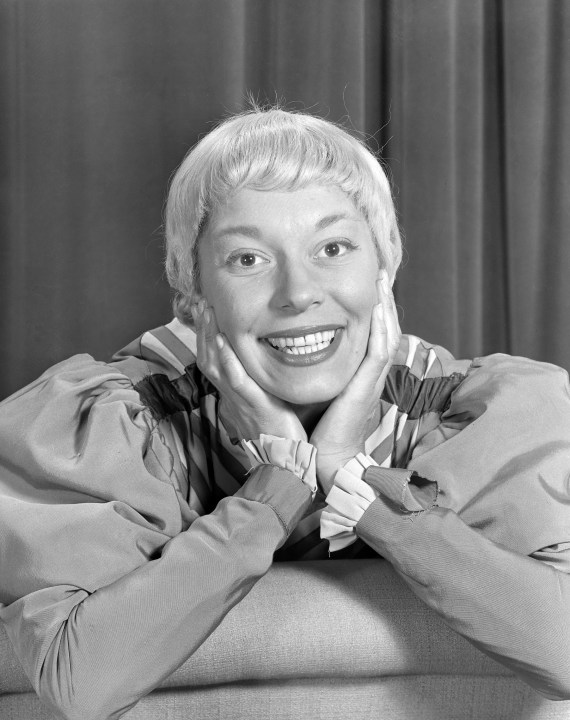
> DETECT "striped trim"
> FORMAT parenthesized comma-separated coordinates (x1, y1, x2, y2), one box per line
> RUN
(140, 332, 187, 376)
(164, 318, 198, 357)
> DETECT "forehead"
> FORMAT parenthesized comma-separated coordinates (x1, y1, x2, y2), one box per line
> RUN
(207, 185, 367, 237)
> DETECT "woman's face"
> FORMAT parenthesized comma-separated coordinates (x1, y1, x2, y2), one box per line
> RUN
(197, 185, 381, 405)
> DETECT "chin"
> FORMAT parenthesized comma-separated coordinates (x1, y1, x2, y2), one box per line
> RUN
(266, 380, 345, 407)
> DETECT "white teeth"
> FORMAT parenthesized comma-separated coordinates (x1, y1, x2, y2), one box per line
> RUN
(266, 328, 339, 354)
(280, 342, 327, 355)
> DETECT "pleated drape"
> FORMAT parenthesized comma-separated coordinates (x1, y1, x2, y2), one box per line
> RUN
(1, 0, 568, 399)
(389, 0, 570, 364)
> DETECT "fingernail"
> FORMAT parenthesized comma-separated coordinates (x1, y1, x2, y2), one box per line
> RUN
(204, 308, 212, 324)
(215, 334, 224, 350)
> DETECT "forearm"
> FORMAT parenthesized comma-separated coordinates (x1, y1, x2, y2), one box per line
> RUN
(2, 466, 311, 720)
(356, 497, 570, 700)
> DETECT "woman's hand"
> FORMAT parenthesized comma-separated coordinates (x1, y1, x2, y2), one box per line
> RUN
(192, 300, 307, 442)
(309, 271, 401, 494)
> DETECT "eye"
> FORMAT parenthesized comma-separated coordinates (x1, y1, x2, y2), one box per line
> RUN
(226, 252, 267, 268)
(315, 240, 356, 259)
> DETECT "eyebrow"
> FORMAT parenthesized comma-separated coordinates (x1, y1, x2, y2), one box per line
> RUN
(315, 213, 355, 231)
(215, 225, 261, 240)
(217, 213, 357, 240)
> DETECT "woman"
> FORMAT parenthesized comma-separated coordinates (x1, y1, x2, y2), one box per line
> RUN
(1, 107, 569, 720)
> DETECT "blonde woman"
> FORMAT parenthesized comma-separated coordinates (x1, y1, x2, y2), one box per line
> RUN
(1, 108, 569, 720)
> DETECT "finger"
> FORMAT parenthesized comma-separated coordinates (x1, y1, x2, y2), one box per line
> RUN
(369, 300, 391, 370)
(194, 301, 223, 385)
(193, 301, 208, 370)
(216, 334, 271, 403)
(201, 304, 226, 383)
(215, 334, 250, 393)
(203, 305, 219, 342)
(347, 299, 389, 396)
(379, 274, 400, 358)
(380, 272, 398, 325)
(357, 277, 397, 386)
(386, 277, 402, 339)
(201, 309, 262, 399)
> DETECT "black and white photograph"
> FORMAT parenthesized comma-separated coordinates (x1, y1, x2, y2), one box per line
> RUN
(1, 2, 569, 719)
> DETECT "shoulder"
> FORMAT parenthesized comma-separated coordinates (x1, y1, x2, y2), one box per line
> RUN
(0, 319, 206, 518)
(388, 335, 569, 413)
(111, 318, 220, 421)
(111, 318, 198, 384)
(0, 317, 201, 430)
(408, 349, 570, 552)
(455, 351, 570, 408)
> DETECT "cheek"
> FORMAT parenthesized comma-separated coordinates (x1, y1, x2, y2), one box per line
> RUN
(341, 275, 377, 357)
(341, 273, 378, 320)
(206, 282, 259, 341)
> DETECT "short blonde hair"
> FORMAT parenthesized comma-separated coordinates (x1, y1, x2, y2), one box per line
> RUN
(165, 107, 401, 318)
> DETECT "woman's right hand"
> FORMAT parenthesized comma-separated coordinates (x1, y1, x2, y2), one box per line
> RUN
(192, 300, 307, 443)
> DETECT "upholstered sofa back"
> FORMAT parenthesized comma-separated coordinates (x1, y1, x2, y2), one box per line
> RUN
(2, 560, 568, 719)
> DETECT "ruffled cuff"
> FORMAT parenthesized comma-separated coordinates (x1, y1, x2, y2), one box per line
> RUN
(320, 454, 380, 552)
(320, 454, 439, 553)
(241, 435, 318, 497)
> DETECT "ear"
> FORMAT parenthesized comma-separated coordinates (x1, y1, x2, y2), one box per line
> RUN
(190, 290, 204, 305)
(174, 292, 201, 327)
(378, 267, 389, 284)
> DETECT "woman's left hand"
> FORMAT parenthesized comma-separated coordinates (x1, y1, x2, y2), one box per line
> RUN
(310, 270, 401, 494)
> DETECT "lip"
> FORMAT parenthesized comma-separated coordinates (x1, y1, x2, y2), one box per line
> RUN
(262, 328, 343, 366)
(259, 324, 342, 339)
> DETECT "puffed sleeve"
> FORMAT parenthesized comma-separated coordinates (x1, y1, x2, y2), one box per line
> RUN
(0, 355, 312, 720)
(324, 353, 570, 700)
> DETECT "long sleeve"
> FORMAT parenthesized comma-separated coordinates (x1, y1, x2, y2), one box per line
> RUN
(0, 355, 312, 720)
(356, 485, 570, 700)
(326, 350, 570, 699)
(359, 353, 570, 699)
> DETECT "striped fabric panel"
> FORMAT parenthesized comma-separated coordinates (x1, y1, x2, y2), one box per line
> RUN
(168, 412, 189, 471)
(276, 526, 330, 561)
(154, 321, 197, 365)
(184, 412, 215, 515)
(115, 322, 469, 560)
(140, 333, 187, 377)
(366, 403, 399, 467)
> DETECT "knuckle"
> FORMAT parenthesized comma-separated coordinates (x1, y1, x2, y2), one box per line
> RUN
(227, 376, 245, 392)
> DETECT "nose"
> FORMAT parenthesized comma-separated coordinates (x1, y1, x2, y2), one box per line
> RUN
(270, 261, 325, 313)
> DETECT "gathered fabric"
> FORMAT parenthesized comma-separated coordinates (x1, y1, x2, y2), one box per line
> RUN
(242, 435, 318, 498)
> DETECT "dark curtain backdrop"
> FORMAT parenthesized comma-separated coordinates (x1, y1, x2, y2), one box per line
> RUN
(1, 0, 569, 399)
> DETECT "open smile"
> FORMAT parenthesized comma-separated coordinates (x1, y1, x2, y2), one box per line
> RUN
(260, 326, 343, 366)
(265, 329, 337, 355)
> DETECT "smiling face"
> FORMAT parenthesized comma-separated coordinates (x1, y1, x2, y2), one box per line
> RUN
(197, 185, 381, 406)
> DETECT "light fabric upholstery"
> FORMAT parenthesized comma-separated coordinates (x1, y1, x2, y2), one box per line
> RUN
(2, 560, 569, 719)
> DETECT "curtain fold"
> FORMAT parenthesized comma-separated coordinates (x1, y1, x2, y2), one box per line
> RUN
(1, 0, 568, 399)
